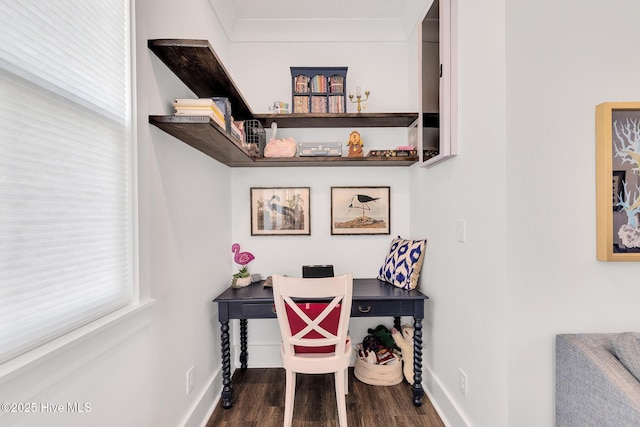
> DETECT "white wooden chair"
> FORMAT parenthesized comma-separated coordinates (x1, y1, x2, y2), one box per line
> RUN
(272, 273, 353, 427)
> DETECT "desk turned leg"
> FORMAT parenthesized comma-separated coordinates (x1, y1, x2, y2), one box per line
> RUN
(240, 319, 248, 369)
(412, 317, 424, 406)
(220, 321, 233, 409)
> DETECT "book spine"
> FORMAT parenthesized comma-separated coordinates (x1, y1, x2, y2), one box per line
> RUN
(174, 98, 215, 107)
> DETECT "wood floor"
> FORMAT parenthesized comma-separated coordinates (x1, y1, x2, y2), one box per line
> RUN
(206, 368, 445, 427)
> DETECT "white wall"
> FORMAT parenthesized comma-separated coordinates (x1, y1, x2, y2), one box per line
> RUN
(221, 38, 421, 364)
(505, 1, 640, 426)
(228, 42, 411, 114)
(409, 0, 508, 425)
(411, 1, 640, 427)
(229, 166, 414, 364)
(133, 1, 235, 425)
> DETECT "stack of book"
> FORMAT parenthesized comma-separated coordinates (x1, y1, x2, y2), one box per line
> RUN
(329, 75, 344, 93)
(293, 75, 310, 93)
(230, 120, 243, 141)
(174, 98, 225, 127)
(293, 96, 310, 113)
(310, 96, 327, 113)
(173, 97, 242, 141)
(310, 74, 327, 93)
(328, 96, 345, 113)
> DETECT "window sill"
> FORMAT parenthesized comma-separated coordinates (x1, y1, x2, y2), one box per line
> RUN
(0, 299, 155, 400)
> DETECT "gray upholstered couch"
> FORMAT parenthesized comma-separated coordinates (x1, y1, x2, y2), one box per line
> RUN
(556, 333, 640, 426)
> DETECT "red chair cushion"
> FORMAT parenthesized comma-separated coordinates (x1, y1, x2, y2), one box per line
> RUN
(285, 302, 341, 354)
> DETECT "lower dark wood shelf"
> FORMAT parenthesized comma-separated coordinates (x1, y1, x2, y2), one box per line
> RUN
(255, 113, 419, 128)
(251, 156, 418, 167)
(149, 115, 418, 167)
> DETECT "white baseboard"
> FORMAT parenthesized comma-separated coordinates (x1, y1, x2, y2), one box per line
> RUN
(183, 344, 283, 427)
(182, 344, 282, 427)
(181, 366, 222, 427)
(423, 365, 472, 427)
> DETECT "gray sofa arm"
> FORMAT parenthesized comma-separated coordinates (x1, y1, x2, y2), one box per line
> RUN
(556, 334, 640, 427)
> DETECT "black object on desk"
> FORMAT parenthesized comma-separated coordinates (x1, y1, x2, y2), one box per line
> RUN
(302, 264, 334, 278)
(213, 278, 429, 408)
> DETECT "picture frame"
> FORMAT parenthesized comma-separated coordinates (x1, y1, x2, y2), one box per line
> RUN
(330, 186, 390, 235)
(250, 187, 310, 236)
(596, 102, 640, 261)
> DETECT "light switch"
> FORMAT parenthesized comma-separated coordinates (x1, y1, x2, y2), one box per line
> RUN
(456, 219, 466, 243)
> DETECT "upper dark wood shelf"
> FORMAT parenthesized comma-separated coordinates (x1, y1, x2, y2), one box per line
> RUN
(148, 39, 419, 167)
(148, 39, 254, 120)
(255, 113, 418, 128)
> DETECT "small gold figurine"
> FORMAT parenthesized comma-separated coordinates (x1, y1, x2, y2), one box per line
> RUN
(347, 130, 363, 157)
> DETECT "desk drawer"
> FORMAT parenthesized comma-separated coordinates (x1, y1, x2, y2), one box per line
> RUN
(234, 303, 276, 319)
(352, 301, 403, 317)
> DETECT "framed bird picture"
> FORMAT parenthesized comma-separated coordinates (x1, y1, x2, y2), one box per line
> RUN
(330, 186, 390, 235)
(250, 187, 310, 236)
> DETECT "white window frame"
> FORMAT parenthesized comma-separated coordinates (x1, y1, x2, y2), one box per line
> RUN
(0, 0, 153, 394)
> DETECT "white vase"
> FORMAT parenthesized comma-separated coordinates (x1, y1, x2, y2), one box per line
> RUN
(232, 276, 251, 288)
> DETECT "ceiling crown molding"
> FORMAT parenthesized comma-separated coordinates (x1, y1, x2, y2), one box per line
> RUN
(209, 0, 432, 42)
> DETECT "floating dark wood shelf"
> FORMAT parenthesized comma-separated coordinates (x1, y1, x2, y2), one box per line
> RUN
(255, 113, 419, 128)
(148, 39, 419, 167)
(149, 115, 254, 167)
(251, 156, 418, 167)
(149, 115, 418, 167)
(148, 39, 254, 120)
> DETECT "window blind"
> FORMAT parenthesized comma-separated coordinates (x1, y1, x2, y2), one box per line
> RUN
(0, 0, 133, 364)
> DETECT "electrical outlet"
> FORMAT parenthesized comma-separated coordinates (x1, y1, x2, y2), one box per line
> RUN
(458, 368, 468, 398)
(456, 219, 466, 242)
(186, 366, 195, 395)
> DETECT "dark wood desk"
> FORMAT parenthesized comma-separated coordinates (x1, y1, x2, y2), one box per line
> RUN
(213, 278, 429, 408)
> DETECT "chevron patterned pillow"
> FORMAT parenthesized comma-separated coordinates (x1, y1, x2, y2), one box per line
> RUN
(378, 236, 427, 290)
